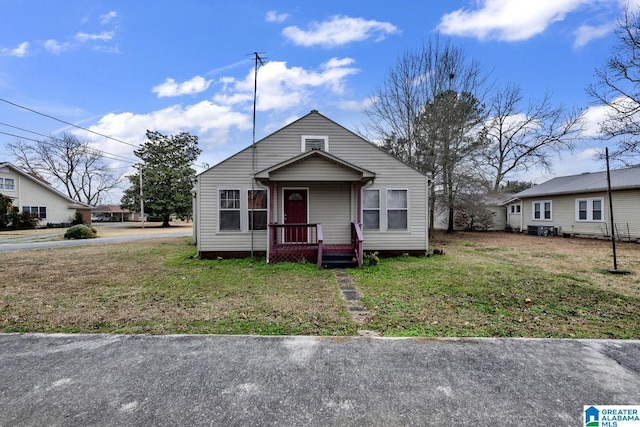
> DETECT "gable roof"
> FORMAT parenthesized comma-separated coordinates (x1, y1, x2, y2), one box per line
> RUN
(197, 110, 428, 178)
(511, 165, 640, 199)
(254, 149, 376, 183)
(0, 162, 90, 208)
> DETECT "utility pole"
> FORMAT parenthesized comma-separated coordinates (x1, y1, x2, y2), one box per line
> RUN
(139, 164, 144, 229)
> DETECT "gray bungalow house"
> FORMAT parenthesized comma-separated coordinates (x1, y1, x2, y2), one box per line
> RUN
(505, 165, 640, 240)
(192, 110, 430, 267)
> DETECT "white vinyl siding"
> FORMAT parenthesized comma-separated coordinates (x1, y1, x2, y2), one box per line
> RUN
(387, 189, 408, 230)
(576, 197, 603, 222)
(532, 200, 552, 221)
(363, 189, 380, 230)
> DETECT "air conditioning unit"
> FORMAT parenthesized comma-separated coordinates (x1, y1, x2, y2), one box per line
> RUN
(527, 225, 557, 236)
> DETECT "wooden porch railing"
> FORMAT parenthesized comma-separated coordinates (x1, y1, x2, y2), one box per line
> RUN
(351, 222, 364, 268)
(268, 223, 322, 265)
(268, 222, 362, 268)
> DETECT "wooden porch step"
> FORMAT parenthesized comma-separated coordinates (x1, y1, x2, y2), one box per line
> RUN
(322, 252, 358, 269)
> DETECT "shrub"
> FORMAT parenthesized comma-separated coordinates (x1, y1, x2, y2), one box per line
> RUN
(71, 212, 86, 225)
(64, 224, 97, 239)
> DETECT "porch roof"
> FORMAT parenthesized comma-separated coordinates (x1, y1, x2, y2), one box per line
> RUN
(254, 149, 376, 184)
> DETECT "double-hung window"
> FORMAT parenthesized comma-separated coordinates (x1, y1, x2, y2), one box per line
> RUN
(362, 189, 380, 230)
(0, 178, 15, 190)
(576, 197, 604, 221)
(532, 200, 552, 220)
(219, 190, 240, 230)
(387, 189, 408, 230)
(248, 189, 267, 230)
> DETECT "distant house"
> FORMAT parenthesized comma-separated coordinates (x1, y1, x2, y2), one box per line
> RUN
(92, 205, 138, 222)
(0, 162, 91, 225)
(434, 193, 514, 231)
(505, 165, 640, 240)
(192, 110, 430, 267)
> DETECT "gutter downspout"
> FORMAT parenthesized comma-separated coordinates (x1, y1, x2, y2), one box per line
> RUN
(426, 175, 430, 254)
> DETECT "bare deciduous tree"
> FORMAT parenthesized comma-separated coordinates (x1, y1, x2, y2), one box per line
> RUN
(364, 37, 489, 232)
(481, 84, 584, 191)
(587, 3, 640, 162)
(8, 133, 122, 206)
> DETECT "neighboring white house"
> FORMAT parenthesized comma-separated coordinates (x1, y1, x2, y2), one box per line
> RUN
(505, 165, 640, 240)
(0, 162, 91, 226)
(192, 110, 430, 267)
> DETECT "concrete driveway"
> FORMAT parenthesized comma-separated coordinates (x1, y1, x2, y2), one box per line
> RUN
(1, 334, 638, 426)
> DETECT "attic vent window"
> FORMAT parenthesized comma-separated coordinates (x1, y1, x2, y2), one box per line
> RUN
(301, 135, 329, 152)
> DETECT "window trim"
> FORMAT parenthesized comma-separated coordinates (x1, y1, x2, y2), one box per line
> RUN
(0, 178, 15, 191)
(510, 204, 521, 214)
(247, 188, 268, 231)
(532, 200, 552, 221)
(218, 189, 241, 231)
(386, 188, 409, 231)
(575, 197, 604, 222)
(362, 188, 380, 230)
(21, 205, 46, 219)
(300, 135, 329, 152)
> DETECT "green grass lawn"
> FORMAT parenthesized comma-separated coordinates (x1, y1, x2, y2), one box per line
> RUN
(349, 255, 640, 338)
(2, 234, 639, 338)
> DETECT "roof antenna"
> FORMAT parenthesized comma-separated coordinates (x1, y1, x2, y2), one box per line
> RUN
(247, 52, 266, 259)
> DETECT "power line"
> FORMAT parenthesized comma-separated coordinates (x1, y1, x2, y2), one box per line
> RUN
(0, 122, 138, 164)
(0, 97, 139, 148)
(0, 130, 136, 166)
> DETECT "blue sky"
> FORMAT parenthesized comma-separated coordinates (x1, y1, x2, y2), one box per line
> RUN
(0, 0, 636, 202)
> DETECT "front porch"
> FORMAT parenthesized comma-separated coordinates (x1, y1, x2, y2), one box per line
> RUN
(268, 222, 364, 268)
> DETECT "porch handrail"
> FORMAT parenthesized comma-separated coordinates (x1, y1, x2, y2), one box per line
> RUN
(351, 222, 364, 268)
(316, 224, 324, 269)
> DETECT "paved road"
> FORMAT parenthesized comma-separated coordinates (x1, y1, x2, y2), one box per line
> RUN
(0, 229, 192, 251)
(1, 334, 638, 426)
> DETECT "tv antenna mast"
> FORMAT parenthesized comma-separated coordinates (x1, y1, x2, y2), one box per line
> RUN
(248, 52, 266, 258)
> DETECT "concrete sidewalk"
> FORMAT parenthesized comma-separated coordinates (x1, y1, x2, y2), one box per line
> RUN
(1, 334, 639, 426)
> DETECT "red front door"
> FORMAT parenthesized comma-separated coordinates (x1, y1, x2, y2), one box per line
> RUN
(284, 189, 308, 243)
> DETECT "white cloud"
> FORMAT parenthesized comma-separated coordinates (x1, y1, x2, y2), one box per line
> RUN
(2, 41, 29, 57)
(213, 58, 359, 111)
(266, 10, 290, 23)
(437, 0, 592, 41)
(573, 21, 615, 48)
(152, 76, 213, 97)
(83, 101, 252, 156)
(282, 15, 399, 47)
(581, 96, 640, 139)
(75, 31, 115, 42)
(44, 39, 69, 54)
(100, 11, 118, 25)
(576, 147, 601, 160)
